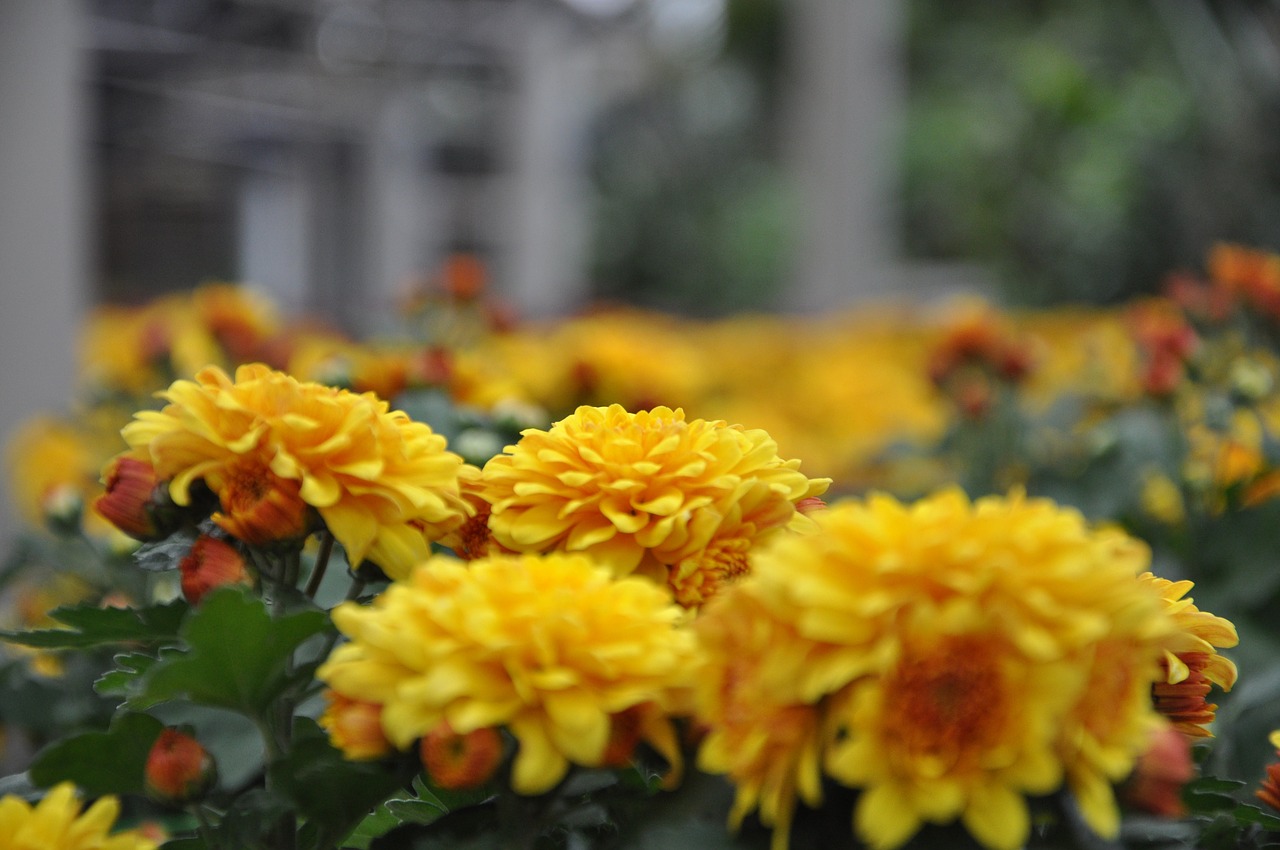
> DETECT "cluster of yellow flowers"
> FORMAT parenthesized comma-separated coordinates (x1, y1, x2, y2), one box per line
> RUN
(7, 273, 1262, 849)
(692, 489, 1237, 850)
(319, 551, 697, 793)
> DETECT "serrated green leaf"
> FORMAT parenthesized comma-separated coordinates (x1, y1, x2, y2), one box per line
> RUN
(1234, 802, 1280, 831)
(130, 587, 329, 717)
(1185, 791, 1242, 814)
(267, 717, 412, 848)
(95, 651, 160, 697)
(343, 807, 403, 850)
(28, 712, 164, 796)
(0, 600, 188, 649)
(383, 796, 448, 825)
(343, 775, 483, 849)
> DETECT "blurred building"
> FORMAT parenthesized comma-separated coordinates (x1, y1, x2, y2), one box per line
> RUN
(1, 0, 913, 545)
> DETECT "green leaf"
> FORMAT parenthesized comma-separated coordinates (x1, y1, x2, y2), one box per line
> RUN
(1188, 777, 1249, 794)
(267, 717, 413, 849)
(0, 600, 188, 649)
(344, 776, 484, 849)
(219, 788, 294, 850)
(28, 712, 164, 796)
(1185, 791, 1241, 814)
(130, 587, 329, 718)
(343, 808, 404, 850)
(1233, 802, 1280, 831)
(95, 651, 160, 697)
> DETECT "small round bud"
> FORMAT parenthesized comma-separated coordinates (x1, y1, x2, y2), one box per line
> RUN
(145, 729, 216, 803)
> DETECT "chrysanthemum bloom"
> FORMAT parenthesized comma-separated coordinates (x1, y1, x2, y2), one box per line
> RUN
(1127, 298, 1198, 397)
(419, 722, 504, 790)
(319, 691, 392, 760)
(0, 782, 158, 850)
(695, 489, 1191, 850)
(178, 536, 251, 605)
(318, 552, 697, 794)
(1256, 731, 1280, 812)
(118, 364, 472, 578)
(479, 404, 829, 599)
(1209, 243, 1280, 321)
(1139, 573, 1238, 737)
(190, 283, 279, 363)
(694, 591, 827, 849)
(5, 416, 98, 531)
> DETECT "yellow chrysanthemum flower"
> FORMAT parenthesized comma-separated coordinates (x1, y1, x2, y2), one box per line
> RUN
(318, 552, 697, 794)
(119, 363, 472, 578)
(5, 416, 98, 529)
(1140, 572, 1239, 737)
(479, 404, 830, 597)
(695, 489, 1191, 850)
(0, 782, 158, 850)
(694, 590, 827, 849)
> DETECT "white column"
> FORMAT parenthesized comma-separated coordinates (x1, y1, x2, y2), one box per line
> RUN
(784, 0, 904, 310)
(364, 92, 445, 327)
(237, 146, 314, 319)
(501, 11, 594, 318)
(0, 1, 87, 548)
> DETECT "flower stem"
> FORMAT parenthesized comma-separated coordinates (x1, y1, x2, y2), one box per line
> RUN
(303, 533, 335, 599)
(191, 803, 219, 849)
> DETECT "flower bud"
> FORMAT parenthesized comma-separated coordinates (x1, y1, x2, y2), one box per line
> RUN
(42, 483, 84, 536)
(179, 536, 250, 605)
(145, 729, 216, 803)
(320, 691, 391, 760)
(1122, 725, 1193, 817)
(96, 456, 162, 540)
(419, 722, 502, 791)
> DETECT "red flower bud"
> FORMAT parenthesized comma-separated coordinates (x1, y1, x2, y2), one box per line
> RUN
(179, 536, 250, 605)
(420, 722, 502, 791)
(145, 728, 216, 803)
(1123, 725, 1194, 817)
(96, 456, 162, 540)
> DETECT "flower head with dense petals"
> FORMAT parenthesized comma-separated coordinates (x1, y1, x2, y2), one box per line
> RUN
(117, 363, 472, 578)
(478, 404, 829, 599)
(0, 782, 158, 850)
(318, 551, 698, 794)
(1139, 572, 1238, 737)
(693, 590, 827, 850)
(694, 489, 1191, 850)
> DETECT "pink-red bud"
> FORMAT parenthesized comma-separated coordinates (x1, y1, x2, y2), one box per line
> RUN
(179, 536, 250, 605)
(145, 729, 216, 803)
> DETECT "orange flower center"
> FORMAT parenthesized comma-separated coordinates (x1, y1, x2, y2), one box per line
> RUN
(668, 536, 752, 608)
(420, 723, 503, 790)
(884, 636, 1009, 773)
(213, 458, 309, 545)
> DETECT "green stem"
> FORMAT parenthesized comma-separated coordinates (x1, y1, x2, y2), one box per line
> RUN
(192, 803, 219, 849)
(303, 533, 335, 599)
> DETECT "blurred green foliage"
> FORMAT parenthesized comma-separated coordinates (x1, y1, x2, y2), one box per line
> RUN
(904, 0, 1280, 305)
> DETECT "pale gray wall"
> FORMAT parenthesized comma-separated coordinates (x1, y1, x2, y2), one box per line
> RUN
(0, 1, 88, 550)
